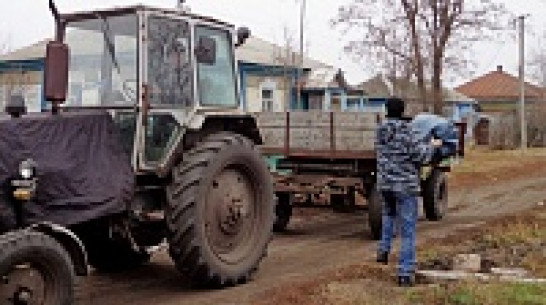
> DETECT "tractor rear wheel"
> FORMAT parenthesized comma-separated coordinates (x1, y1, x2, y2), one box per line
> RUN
(0, 230, 74, 305)
(166, 133, 274, 286)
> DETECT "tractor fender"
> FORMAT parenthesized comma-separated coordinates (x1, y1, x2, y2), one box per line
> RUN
(157, 113, 264, 178)
(187, 113, 263, 145)
(30, 222, 88, 276)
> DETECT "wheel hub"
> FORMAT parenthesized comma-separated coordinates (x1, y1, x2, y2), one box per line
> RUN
(205, 167, 258, 262)
(14, 287, 32, 305)
(218, 196, 246, 235)
(211, 170, 252, 237)
(0, 265, 45, 305)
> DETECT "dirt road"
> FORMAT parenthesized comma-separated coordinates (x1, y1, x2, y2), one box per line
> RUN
(75, 150, 546, 305)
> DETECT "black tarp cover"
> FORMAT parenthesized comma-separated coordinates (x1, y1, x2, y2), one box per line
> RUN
(0, 111, 134, 230)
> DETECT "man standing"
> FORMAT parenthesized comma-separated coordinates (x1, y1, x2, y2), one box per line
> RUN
(375, 97, 441, 287)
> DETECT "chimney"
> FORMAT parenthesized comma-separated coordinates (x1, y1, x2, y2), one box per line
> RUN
(177, 0, 191, 12)
(496, 65, 503, 72)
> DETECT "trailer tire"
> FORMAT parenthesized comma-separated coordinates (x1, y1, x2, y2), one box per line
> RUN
(367, 187, 382, 240)
(273, 192, 292, 232)
(422, 169, 448, 221)
(166, 133, 274, 286)
(0, 230, 74, 305)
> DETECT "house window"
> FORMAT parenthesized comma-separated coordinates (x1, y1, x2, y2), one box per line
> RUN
(261, 88, 274, 112)
(346, 99, 360, 111)
(308, 95, 323, 110)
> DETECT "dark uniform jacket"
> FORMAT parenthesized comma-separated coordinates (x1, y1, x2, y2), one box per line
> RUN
(375, 118, 434, 195)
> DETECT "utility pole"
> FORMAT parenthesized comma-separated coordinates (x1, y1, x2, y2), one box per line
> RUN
(296, 0, 306, 110)
(392, 30, 397, 97)
(518, 15, 527, 151)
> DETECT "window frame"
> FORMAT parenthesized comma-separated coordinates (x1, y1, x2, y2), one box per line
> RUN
(63, 14, 140, 108)
(194, 25, 239, 108)
(261, 88, 274, 112)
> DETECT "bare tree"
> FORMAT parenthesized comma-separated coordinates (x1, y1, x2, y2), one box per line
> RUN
(528, 31, 546, 103)
(333, 0, 511, 114)
(272, 25, 296, 111)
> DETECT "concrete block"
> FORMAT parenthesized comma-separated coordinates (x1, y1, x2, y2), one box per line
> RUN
(490, 268, 529, 278)
(416, 269, 546, 285)
(453, 254, 481, 272)
(416, 270, 491, 283)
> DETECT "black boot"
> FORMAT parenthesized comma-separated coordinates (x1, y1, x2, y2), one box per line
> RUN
(398, 275, 414, 287)
(376, 251, 388, 265)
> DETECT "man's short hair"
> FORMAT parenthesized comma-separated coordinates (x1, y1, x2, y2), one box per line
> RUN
(386, 97, 405, 119)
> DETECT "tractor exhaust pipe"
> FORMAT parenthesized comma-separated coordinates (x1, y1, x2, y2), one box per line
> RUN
(49, 0, 63, 41)
(44, 0, 69, 110)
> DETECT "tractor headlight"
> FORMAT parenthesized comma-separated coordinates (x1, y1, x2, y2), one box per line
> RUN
(19, 159, 36, 179)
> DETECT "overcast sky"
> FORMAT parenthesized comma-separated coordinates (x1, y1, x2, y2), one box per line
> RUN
(1, 0, 545, 87)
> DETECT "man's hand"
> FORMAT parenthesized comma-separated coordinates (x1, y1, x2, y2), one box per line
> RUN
(430, 138, 443, 147)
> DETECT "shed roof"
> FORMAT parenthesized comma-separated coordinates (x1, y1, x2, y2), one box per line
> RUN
(235, 36, 328, 70)
(359, 74, 476, 103)
(303, 68, 342, 89)
(0, 40, 49, 62)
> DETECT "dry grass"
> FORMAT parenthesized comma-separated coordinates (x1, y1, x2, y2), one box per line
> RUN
(254, 206, 546, 305)
(417, 206, 546, 274)
(449, 147, 546, 189)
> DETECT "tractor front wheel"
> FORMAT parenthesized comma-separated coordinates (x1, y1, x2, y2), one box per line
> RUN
(0, 230, 74, 305)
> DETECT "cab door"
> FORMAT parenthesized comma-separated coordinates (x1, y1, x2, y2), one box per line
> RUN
(136, 14, 193, 172)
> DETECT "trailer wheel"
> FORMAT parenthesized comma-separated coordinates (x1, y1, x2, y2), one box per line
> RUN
(273, 192, 292, 232)
(422, 169, 448, 221)
(0, 230, 74, 305)
(166, 133, 274, 286)
(367, 186, 382, 240)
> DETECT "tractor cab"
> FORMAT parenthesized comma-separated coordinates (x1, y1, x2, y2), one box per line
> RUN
(46, 5, 250, 173)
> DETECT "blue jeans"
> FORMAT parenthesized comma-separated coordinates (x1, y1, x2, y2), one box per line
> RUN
(377, 191, 417, 277)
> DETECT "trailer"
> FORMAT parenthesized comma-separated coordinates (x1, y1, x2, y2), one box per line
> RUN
(255, 111, 465, 239)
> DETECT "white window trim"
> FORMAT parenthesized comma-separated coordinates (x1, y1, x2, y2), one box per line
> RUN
(260, 78, 276, 112)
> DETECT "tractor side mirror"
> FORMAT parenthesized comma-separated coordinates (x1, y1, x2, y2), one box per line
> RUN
(235, 27, 250, 47)
(195, 36, 216, 65)
(44, 41, 69, 103)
